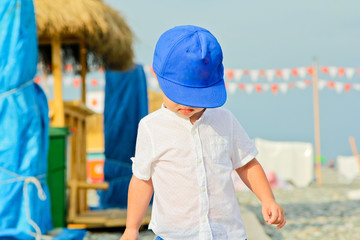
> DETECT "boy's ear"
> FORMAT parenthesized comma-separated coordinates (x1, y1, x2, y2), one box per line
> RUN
(154, 73, 161, 90)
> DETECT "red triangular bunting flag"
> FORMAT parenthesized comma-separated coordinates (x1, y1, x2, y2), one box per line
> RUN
(34, 76, 41, 84)
(259, 70, 266, 78)
(255, 84, 262, 92)
(73, 78, 81, 88)
(91, 79, 98, 87)
(344, 83, 351, 92)
(338, 68, 345, 78)
(320, 66, 329, 74)
(327, 81, 335, 89)
(271, 84, 278, 94)
(306, 67, 313, 76)
(226, 69, 234, 80)
(65, 64, 73, 72)
(291, 68, 298, 77)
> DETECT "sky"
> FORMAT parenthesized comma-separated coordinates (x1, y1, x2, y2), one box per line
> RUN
(105, 0, 360, 161)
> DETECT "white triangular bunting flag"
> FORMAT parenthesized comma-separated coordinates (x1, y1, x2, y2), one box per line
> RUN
(99, 78, 105, 87)
(64, 76, 72, 86)
(47, 75, 54, 85)
(265, 69, 275, 82)
(244, 84, 254, 94)
(234, 69, 243, 81)
(250, 70, 259, 82)
(335, 82, 344, 93)
(279, 83, 288, 93)
(262, 84, 270, 91)
(86, 91, 105, 113)
(318, 80, 327, 90)
(144, 65, 151, 74)
(297, 67, 307, 78)
(282, 69, 291, 81)
(295, 81, 306, 89)
(228, 82, 237, 94)
(345, 68, 355, 79)
(353, 84, 360, 91)
(328, 66, 338, 78)
(149, 77, 158, 89)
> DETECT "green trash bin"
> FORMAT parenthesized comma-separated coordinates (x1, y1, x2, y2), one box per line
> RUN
(47, 127, 69, 228)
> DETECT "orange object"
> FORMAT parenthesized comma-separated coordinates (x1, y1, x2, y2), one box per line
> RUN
(87, 159, 104, 183)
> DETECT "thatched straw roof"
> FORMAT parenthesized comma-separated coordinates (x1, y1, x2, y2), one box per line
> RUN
(34, 0, 134, 70)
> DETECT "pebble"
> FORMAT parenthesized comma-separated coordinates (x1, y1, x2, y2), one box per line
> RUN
(86, 167, 360, 240)
(237, 167, 360, 240)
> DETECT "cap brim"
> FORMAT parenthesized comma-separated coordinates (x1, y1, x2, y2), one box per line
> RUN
(157, 75, 227, 108)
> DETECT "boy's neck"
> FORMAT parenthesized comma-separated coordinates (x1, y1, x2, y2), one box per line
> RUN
(189, 108, 206, 125)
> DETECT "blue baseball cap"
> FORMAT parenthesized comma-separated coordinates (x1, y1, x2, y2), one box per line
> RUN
(153, 25, 226, 108)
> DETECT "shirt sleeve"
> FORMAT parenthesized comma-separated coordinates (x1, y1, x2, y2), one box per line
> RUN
(230, 113, 258, 169)
(131, 120, 155, 180)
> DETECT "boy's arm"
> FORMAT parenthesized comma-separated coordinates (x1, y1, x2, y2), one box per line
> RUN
(120, 175, 154, 240)
(236, 158, 286, 229)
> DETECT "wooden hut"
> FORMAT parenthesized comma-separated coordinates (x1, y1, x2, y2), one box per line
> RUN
(34, 0, 151, 228)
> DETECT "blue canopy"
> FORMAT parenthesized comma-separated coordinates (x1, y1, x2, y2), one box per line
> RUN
(99, 64, 148, 208)
(0, 0, 51, 239)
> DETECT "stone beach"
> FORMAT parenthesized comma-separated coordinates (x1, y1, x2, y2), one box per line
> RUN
(239, 167, 360, 240)
(84, 167, 360, 240)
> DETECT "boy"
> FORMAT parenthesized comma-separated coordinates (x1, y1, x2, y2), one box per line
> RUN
(120, 25, 286, 240)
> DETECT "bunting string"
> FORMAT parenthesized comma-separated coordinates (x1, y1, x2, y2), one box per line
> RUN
(143, 65, 360, 95)
(33, 63, 360, 96)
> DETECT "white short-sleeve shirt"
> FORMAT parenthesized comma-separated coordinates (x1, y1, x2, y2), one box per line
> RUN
(132, 106, 258, 240)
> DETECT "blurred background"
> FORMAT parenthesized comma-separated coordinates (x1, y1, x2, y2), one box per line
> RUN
(1, 0, 360, 239)
(104, 0, 360, 161)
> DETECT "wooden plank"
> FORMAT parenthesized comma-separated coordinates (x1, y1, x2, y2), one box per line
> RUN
(69, 117, 78, 181)
(71, 216, 107, 225)
(51, 35, 65, 127)
(68, 180, 78, 221)
(349, 136, 360, 175)
(312, 59, 322, 185)
(77, 118, 86, 213)
(67, 181, 109, 190)
(69, 208, 152, 228)
(80, 38, 87, 104)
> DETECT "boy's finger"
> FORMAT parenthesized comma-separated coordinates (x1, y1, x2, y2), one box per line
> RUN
(268, 209, 279, 224)
(262, 209, 270, 222)
(277, 217, 286, 229)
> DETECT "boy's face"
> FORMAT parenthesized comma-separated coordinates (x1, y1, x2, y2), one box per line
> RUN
(162, 92, 205, 122)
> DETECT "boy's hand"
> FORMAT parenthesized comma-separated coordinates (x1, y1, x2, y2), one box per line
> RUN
(261, 200, 286, 229)
(119, 228, 139, 240)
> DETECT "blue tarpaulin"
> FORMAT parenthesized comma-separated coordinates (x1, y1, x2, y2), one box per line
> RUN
(0, 0, 52, 239)
(99, 64, 148, 208)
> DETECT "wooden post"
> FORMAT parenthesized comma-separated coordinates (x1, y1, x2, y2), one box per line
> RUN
(312, 58, 322, 185)
(80, 38, 87, 104)
(51, 35, 65, 127)
(349, 137, 360, 175)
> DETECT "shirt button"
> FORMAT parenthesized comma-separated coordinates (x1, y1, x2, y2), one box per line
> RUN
(201, 187, 205, 192)
(201, 217, 206, 223)
(197, 158, 202, 164)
